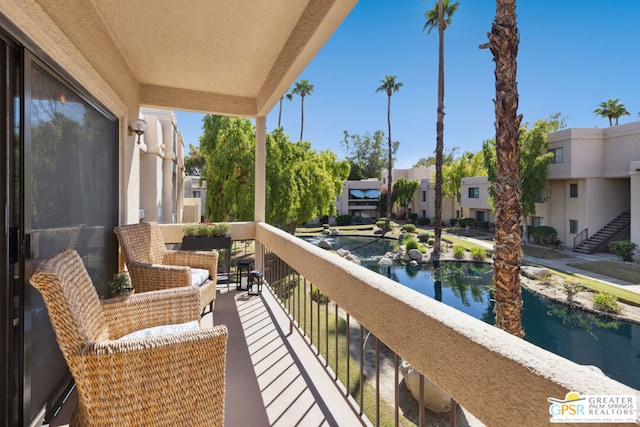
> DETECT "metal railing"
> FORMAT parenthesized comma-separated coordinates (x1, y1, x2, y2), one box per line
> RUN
(574, 228, 589, 248)
(262, 247, 458, 426)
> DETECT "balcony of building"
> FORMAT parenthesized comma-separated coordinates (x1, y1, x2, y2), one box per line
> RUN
(48, 222, 639, 426)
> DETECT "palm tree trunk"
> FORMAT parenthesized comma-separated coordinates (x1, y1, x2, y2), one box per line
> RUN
(387, 95, 392, 227)
(489, 0, 524, 338)
(300, 95, 305, 141)
(278, 97, 283, 128)
(433, 0, 445, 258)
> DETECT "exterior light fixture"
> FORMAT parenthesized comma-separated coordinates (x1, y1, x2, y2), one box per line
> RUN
(128, 119, 148, 144)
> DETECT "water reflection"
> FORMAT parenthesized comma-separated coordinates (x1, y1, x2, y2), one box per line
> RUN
(300, 235, 640, 389)
(373, 262, 640, 390)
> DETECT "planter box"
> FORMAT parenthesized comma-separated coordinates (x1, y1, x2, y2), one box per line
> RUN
(182, 235, 232, 273)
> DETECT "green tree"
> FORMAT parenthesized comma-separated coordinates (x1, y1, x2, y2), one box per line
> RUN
(291, 79, 314, 140)
(184, 144, 206, 176)
(200, 115, 255, 221)
(393, 177, 420, 220)
(594, 99, 630, 126)
(483, 0, 523, 337)
(376, 75, 403, 227)
(341, 130, 396, 180)
(424, 0, 459, 258)
(413, 146, 458, 168)
(442, 151, 486, 203)
(483, 113, 565, 241)
(266, 129, 349, 233)
(200, 116, 349, 232)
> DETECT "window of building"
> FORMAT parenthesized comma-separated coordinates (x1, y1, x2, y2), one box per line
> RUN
(548, 147, 563, 164)
(193, 190, 201, 198)
(422, 210, 426, 218)
(475, 211, 486, 222)
(422, 190, 426, 202)
(531, 216, 543, 227)
(569, 183, 578, 198)
(468, 187, 480, 198)
(534, 188, 547, 203)
(569, 219, 578, 234)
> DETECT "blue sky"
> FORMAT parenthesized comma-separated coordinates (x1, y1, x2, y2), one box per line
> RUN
(176, 1, 640, 169)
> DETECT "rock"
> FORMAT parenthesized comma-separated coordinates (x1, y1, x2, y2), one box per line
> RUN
(331, 228, 340, 235)
(401, 360, 451, 413)
(521, 266, 551, 279)
(408, 249, 423, 261)
(336, 248, 349, 257)
(344, 254, 361, 265)
(378, 257, 393, 267)
(318, 239, 332, 250)
(404, 253, 412, 263)
(408, 260, 419, 267)
(322, 229, 330, 235)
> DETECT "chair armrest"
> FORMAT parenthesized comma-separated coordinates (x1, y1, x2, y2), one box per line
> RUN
(126, 261, 192, 293)
(77, 326, 228, 425)
(164, 250, 218, 279)
(101, 286, 200, 338)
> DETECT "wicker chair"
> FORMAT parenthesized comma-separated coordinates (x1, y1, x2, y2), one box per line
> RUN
(114, 222, 218, 314)
(29, 249, 227, 426)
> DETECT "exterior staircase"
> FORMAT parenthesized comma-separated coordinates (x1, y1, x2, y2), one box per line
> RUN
(573, 210, 631, 254)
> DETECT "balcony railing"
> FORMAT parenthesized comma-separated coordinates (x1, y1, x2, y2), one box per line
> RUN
(161, 222, 639, 426)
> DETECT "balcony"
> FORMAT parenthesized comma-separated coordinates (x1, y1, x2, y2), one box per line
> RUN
(49, 222, 638, 426)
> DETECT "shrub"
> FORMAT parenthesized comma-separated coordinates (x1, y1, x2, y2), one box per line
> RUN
(376, 220, 390, 231)
(417, 232, 431, 243)
(529, 226, 558, 246)
(322, 223, 330, 230)
(408, 212, 418, 222)
(183, 222, 229, 237)
(453, 245, 465, 259)
(458, 217, 477, 229)
(401, 224, 416, 233)
(562, 281, 583, 302)
(449, 218, 458, 227)
(319, 215, 329, 224)
(470, 247, 487, 261)
(403, 236, 426, 253)
(336, 214, 352, 226)
(592, 292, 621, 314)
(428, 239, 435, 246)
(311, 287, 329, 305)
(417, 216, 431, 225)
(609, 240, 637, 262)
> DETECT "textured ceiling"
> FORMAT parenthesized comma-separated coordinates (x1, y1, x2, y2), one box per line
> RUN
(35, 0, 357, 116)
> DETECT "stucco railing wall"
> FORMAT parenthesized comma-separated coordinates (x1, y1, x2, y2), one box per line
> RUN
(255, 222, 639, 426)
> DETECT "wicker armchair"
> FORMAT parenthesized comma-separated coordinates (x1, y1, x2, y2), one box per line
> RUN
(114, 222, 218, 314)
(29, 249, 227, 426)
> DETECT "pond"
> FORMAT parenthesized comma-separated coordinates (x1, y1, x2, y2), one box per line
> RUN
(301, 235, 640, 390)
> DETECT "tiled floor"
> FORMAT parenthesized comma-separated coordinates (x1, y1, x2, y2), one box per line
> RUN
(47, 282, 360, 426)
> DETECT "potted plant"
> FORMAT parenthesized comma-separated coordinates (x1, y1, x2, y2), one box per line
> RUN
(182, 222, 232, 272)
(109, 272, 133, 297)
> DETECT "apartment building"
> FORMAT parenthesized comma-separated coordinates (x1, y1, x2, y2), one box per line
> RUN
(459, 121, 640, 249)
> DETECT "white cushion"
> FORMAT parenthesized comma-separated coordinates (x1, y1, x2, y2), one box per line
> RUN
(191, 268, 210, 287)
(119, 320, 200, 341)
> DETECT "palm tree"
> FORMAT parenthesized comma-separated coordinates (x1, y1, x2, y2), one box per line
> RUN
(291, 80, 314, 140)
(594, 99, 630, 126)
(485, 0, 524, 337)
(376, 75, 403, 228)
(424, 0, 459, 258)
(277, 90, 293, 129)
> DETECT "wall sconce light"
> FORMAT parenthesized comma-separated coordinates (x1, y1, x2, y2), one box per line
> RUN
(128, 119, 148, 144)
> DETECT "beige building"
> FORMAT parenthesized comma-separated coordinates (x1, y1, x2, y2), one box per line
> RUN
(138, 108, 185, 224)
(183, 175, 206, 223)
(459, 122, 640, 250)
(460, 176, 494, 224)
(336, 178, 381, 222)
(538, 121, 639, 249)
